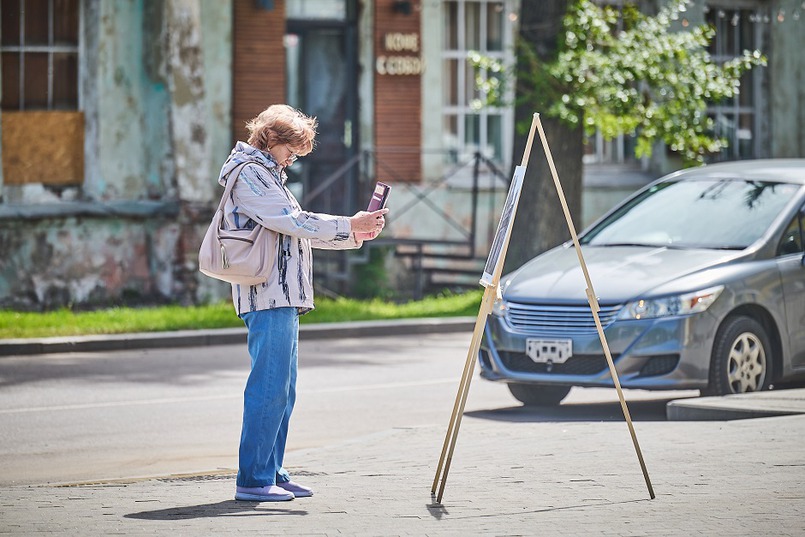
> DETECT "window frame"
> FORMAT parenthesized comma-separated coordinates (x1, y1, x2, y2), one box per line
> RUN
(1, 0, 82, 111)
(705, 2, 768, 161)
(582, 0, 638, 166)
(442, 0, 515, 169)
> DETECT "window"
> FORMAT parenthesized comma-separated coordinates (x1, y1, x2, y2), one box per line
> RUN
(286, 0, 345, 21)
(582, 1, 637, 166)
(442, 0, 515, 166)
(705, 5, 764, 161)
(777, 204, 805, 256)
(1, 0, 80, 111)
(583, 129, 639, 166)
(585, 2, 768, 165)
(582, 179, 801, 250)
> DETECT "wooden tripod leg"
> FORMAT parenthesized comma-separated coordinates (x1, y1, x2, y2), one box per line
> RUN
(593, 314, 656, 499)
(436, 307, 489, 503)
(534, 115, 655, 500)
(432, 286, 495, 499)
(431, 332, 477, 494)
(436, 361, 475, 503)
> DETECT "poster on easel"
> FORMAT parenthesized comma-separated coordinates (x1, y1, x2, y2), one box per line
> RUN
(480, 165, 526, 288)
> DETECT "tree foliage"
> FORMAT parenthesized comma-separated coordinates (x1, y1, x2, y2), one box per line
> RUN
(471, 0, 767, 164)
(501, 0, 581, 271)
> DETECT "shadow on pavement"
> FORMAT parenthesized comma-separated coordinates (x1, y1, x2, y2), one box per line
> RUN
(124, 500, 308, 520)
(426, 500, 448, 520)
(430, 498, 651, 519)
(465, 396, 692, 423)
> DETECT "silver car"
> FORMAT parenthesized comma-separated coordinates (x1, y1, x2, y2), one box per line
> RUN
(479, 159, 805, 405)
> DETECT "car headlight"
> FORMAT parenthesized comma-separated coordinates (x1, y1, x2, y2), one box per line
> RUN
(617, 285, 724, 320)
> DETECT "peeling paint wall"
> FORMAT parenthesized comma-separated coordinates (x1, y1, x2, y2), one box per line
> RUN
(201, 0, 234, 182)
(0, 215, 178, 308)
(85, 0, 160, 201)
(0, 0, 233, 310)
(167, 0, 214, 204)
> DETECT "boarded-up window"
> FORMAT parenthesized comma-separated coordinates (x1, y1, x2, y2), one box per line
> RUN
(1, 0, 83, 186)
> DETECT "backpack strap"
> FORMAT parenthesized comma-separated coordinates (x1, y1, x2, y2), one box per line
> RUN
(215, 160, 255, 213)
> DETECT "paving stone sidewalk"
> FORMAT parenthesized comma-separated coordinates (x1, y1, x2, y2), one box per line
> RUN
(2, 412, 804, 536)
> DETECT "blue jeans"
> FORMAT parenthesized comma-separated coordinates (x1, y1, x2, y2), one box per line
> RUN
(237, 307, 298, 487)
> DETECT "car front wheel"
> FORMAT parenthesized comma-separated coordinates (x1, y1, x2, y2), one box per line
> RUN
(705, 315, 773, 396)
(507, 383, 571, 406)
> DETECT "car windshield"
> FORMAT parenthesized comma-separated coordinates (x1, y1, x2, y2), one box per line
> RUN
(581, 178, 801, 249)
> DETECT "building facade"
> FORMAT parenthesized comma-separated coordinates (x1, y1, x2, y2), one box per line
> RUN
(0, 0, 803, 309)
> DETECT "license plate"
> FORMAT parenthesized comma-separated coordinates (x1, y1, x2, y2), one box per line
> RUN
(526, 339, 573, 364)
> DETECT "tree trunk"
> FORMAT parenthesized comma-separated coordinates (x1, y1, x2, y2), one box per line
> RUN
(505, 0, 584, 274)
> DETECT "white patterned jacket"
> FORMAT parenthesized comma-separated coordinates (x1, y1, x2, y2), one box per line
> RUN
(218, 142, 361, 315)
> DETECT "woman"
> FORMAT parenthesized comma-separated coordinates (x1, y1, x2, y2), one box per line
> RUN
(217, 104, 387, 502)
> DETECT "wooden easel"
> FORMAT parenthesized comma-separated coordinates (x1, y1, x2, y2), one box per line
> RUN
(431, 113, 655, 504)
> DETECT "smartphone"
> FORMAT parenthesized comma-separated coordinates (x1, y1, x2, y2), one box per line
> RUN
(367, 181, 391, 211)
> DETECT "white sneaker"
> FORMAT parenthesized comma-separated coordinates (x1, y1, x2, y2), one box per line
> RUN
(277, 480, 314, 498)
(234, 485, 295, 502)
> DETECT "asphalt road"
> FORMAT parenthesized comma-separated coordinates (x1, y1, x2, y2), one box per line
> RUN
(0, 333, 698, 487)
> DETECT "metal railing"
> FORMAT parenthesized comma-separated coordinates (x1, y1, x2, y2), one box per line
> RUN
(302, 149, 510, 299)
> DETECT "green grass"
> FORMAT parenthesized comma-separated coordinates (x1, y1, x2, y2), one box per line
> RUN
(0, 290, 483, 339)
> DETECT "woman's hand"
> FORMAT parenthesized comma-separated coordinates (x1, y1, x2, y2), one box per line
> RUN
(354, 230, 380, 242)
(350, 208, 388, 234)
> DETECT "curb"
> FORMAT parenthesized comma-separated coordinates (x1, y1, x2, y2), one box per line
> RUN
(0, 316, 476, 356)
(666, 389, 805, 421)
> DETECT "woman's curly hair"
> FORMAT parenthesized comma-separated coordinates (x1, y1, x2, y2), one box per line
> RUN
(245, 104, 318, 155)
